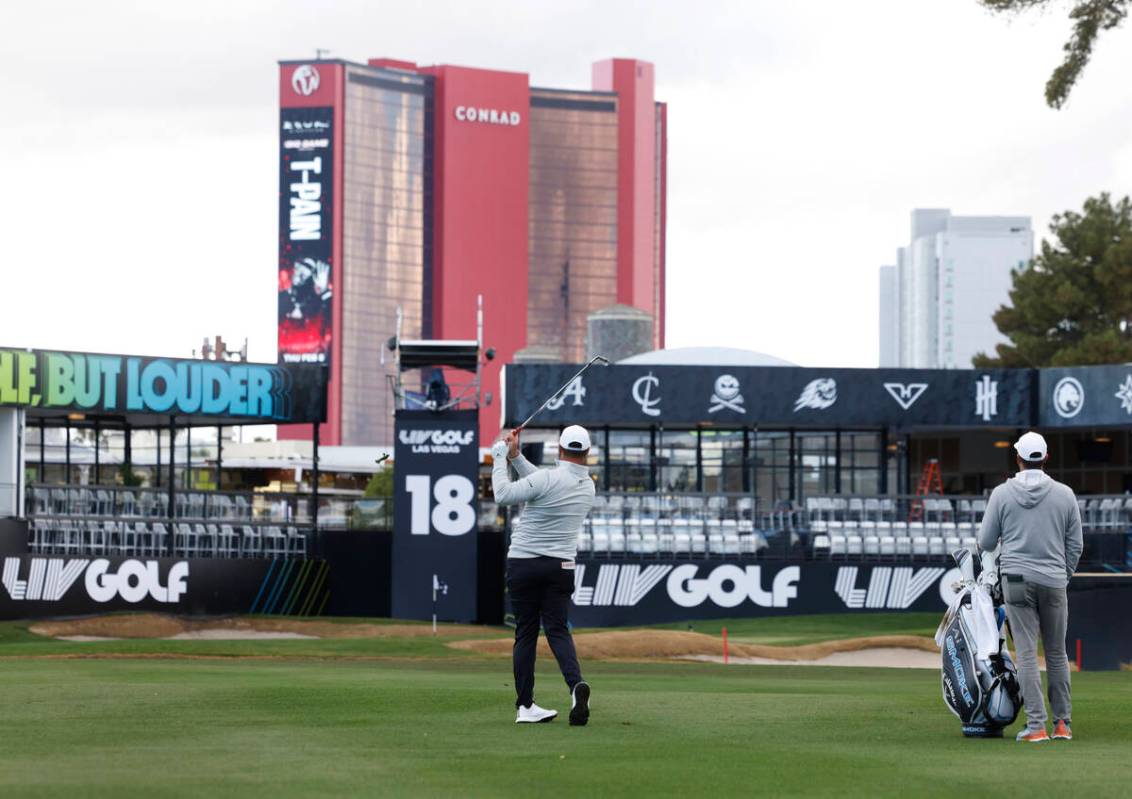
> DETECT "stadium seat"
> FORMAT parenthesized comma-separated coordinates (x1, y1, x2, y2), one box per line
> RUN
(879, 536, 896, 558)
(944, 535, 962, 555)
(287, 526, 307, 558)
(895, 536, 912, 557)
(846, 535, 864, 557)
(811, 534, 831, 557)
(829, 535, 848, 558)
(263, 526, 289, 558)
(863, 535, 880, 557)
(218, 524, 240, 558)
(911, 536, 930, 557)
(929, 537, 946, 557)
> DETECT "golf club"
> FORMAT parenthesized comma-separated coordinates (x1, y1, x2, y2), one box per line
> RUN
(514, 355, 609, 432)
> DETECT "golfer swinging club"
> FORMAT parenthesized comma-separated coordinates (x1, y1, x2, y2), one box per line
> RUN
(491, 424, 595, 725)
(978, 431, 1082, 742)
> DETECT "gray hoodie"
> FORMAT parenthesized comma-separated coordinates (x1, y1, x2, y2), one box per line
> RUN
(977, 469, 1083, 588)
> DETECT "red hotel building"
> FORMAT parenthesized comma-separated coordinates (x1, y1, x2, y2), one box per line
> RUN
(277, 56, 667, 446)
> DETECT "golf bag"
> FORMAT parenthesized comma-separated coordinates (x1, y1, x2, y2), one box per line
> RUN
(934, 548, 1022, 738)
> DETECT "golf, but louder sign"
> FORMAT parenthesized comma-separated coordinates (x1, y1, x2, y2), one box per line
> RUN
(391, 410, 480, 622)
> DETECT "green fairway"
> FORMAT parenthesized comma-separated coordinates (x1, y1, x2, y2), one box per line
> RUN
(1, 620, 1129, 798)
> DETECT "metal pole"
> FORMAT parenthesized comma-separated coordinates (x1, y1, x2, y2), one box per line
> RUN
(39, 418, 45, 482)
(65, 419, 71, 485)
(124, 424, 132, 479)
(94, 419, 100, 485)
(155, 427, 162, 488)
(168, 417, 176, 557)
(185, 424, 191, 490)
(216, 426, 223, 491)
(311, 422, 320, 532)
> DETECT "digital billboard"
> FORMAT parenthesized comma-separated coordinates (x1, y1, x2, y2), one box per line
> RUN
(278, 106, 334, 365)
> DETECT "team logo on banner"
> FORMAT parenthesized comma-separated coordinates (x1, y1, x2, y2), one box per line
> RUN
(1115, 375, 1132, 414)
(974, 375, 998, 422)
(883, 382, 928, 410)
(708, 374, 745, 414)
(1052, 376, 1085, 418)
(546, 376, 586, 410)
(794, 378, 837, 412)
(632, 373, 662, 417)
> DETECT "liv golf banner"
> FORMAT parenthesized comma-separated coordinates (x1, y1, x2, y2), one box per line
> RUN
(391, 410, 479, 622)
(0, 556, 330, 620)
(570, 559, 963, 627)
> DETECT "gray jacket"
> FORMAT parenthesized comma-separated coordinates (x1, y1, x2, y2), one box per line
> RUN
(492, 453, 595, 561)
(977, 470, 1083, 589)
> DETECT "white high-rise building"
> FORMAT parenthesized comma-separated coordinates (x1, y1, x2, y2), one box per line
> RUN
(878, 209, 1033, 368)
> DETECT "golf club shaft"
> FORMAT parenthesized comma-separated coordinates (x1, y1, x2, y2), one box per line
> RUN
(515, 355, 608, 431)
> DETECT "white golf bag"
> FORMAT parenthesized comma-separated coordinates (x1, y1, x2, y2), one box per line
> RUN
(934, 548, 1022, 738)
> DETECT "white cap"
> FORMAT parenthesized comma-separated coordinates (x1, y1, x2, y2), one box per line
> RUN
(559, 425, 591, 452)
(1014, 431, 1048, 462)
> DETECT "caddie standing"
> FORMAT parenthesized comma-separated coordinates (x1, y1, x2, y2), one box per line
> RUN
(491, 425, 595, 726)
(978, 431, 1083, 743)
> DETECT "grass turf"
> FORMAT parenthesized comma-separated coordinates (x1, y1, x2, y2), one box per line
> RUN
(0, 619, 1129, 797)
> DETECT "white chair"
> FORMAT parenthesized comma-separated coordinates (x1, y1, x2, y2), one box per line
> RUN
(895, 536, 912, 557)
(830, 535, 848, 558)
(879, 536, 896, 558)
(608, 527, 627, 553)
(175, 523, 199, 557)
(944, 535, 962, 555)
(811, 534, 831, 557)
(287, 526, 307, 557)
(911, 536, 930, 557)
(929, 537, 947, 557)
(689, 533, 707, 555)
(591, 530, 610, 554)
(264, 526, 289, 558)
(149, 522, 170, 556)
(863, 535, 880, 557)
(217, 524, 240, 557)
(846, 535, 864, 557)
(722, 534, 741, 555)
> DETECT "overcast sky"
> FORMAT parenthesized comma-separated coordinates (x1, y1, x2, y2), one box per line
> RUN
(2, 0, 1131, 370)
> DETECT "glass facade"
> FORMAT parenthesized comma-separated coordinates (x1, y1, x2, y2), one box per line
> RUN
(527, 91, 619, 362)
(339, 68, 433, 445)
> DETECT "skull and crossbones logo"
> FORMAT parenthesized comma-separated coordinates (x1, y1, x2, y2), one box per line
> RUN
(708, 374, 745, 414)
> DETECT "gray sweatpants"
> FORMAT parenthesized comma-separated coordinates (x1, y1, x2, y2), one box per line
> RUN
(1004, 581, 1071, 729)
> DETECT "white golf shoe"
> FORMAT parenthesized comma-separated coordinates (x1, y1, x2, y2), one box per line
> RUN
(516, 703, 558, 723)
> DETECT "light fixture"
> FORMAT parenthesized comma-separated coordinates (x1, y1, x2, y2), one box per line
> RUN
(1095, 436, 1112, 443)
(67, 412, 85, 421)
(993, 440, 1011, 449)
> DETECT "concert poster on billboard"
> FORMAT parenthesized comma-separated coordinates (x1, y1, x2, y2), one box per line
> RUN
(278, 106, 334, 365)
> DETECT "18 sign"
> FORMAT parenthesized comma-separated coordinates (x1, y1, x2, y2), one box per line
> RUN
(404, 474, 476, 536)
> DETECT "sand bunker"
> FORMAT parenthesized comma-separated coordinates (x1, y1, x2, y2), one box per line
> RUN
(29, 614, 488, 641)
(449, 630, 939, 666)
(683, 647, 941, 669)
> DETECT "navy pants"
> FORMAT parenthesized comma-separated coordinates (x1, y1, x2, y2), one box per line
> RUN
(507, 556, 583, 708)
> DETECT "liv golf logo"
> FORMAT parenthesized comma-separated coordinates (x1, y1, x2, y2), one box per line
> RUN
(834, 566, 948, 609)
(572, 563, 799, 609)
(2, 558, 189, 604)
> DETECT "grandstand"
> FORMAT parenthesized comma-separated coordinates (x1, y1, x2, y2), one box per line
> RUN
(567, 491, 1132, 564)
(24, 484, 310, 559)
